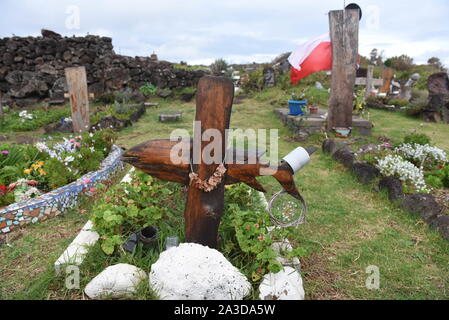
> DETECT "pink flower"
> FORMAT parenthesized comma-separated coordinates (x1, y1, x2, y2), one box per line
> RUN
(74, 142, 81, 147)
(1, 150, 9, 155)
(27, 180, 38, 186)
(82, 179, 92, 185)
(89, 187, 96, 193)
(69, 139, 75, 143)
(127, 200, 134, 205)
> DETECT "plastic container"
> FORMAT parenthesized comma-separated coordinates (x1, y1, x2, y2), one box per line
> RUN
(282, 147, 310, 173)
(288, 100, 307, 116)
(137, 226, 158, 248)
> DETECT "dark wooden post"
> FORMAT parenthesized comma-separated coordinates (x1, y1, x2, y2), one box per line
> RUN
(327, 9, 359, 130)
(184, 76, 234, 248)
(65, 66, 90, 133)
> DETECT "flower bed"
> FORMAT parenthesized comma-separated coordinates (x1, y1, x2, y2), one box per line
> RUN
(0, 133, 123, 234)
(1, 129, 117, 207)
(322, 132, 449, 241)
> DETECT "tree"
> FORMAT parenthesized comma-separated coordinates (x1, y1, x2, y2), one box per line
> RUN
(210, 58, 229, 76)
(427, 57, 446, 71)
(384, 55, 414, 71)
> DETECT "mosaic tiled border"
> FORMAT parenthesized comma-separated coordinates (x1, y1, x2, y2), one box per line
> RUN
(0, 145, 124, 234)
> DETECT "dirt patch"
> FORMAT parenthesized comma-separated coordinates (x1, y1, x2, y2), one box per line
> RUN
(301, 252, 351, 300)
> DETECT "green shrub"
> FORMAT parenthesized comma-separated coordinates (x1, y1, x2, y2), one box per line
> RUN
(90, 171, 182, 254)
(425, 165, 449, 189)
(45, 157, 72, 190)
(405, 97, 428, 117)
(387, 98, 410, 108)
(241, 68, 264, 93)
(96, 92, 116, 104)
(403, 132, 431, 145)
(425, 175, 444, 189)
(139, 83, 157, 96)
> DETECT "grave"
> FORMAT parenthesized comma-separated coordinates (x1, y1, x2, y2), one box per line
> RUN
(159, 112, 182, 123)
(122, 75, 315, 248)
(274, 108, 373, 137)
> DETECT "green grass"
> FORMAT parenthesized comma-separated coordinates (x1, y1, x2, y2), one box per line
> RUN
(0, 106, 71, 133)
(1, 96, 449, 300)
(0, 208, 88, 299)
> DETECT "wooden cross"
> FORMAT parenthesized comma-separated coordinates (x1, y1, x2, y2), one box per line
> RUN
(355, 65, 384, 97)
(121, 76, 312, 248)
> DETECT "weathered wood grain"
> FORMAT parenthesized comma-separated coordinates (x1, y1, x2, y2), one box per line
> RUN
(65, 66, 90, 133)
(327, 9, 359, 130)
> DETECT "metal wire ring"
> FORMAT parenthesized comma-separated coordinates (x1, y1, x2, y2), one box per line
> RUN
(268, 190, 307, 228)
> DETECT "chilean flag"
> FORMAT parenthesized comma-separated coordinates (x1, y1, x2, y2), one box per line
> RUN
(288, 33, 332, 84)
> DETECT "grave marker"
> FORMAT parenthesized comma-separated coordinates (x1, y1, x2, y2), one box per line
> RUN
(327, 8, 360, 130)
(65, 66, 90, 133)
(121, 76, 315, 248)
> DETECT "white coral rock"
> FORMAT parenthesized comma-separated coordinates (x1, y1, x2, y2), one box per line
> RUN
(149, 243, 251, 300)
(84, 263, 147, 299)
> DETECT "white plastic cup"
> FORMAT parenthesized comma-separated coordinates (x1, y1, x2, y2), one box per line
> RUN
(282, 147, 310, 173)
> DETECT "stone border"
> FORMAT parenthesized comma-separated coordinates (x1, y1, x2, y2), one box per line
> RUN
(0, 145, 124, 234)
(322, 139, 449, 241)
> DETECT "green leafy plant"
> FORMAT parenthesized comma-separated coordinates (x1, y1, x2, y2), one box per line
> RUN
(387, 98, 410, 108)
(221, 183, 306, 280)
(139, 83, 158, 96)
(403, 132, 431, 146)
(91, 171, 181, 254)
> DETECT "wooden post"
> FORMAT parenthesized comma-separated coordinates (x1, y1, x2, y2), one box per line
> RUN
(184, 76, 234, 248)
(65, 66, 90, 133)
(327, 9, 359, 130)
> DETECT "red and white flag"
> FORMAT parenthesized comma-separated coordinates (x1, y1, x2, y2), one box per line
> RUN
(288, 33, 332, 84)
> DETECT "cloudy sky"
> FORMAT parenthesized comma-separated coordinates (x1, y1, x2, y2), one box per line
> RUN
(1, 0, 448, 66)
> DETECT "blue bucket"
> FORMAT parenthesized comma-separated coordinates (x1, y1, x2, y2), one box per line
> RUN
(288, 100, 307, 116)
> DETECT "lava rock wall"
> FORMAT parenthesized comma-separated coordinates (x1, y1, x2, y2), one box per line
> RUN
(0, 30, 204, 106)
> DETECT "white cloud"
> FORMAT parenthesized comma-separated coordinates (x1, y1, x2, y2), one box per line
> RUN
(0, 0, 448, 67)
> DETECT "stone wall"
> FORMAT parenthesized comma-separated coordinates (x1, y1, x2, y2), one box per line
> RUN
(0, 30, 205, 106)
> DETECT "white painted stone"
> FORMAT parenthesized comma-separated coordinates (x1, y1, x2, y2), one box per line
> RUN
(149, 243, 251, 300)
(259, 266, 305, 300)
(54, 220, 99, 274)
(84, 263, 147, 299)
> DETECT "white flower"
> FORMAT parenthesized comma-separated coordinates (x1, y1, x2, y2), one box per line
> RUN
(396, 143, 447, 168)
(376, 154, 429, 193)
(19, 110, 33, 120)
(64, 156, 75, 163)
